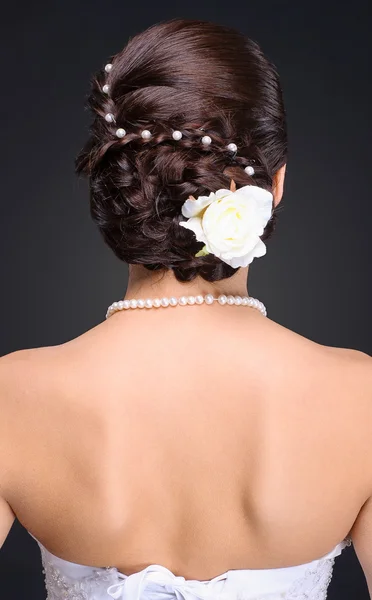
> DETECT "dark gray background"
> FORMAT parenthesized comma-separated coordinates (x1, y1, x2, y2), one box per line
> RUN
(0, 0, 371, 598)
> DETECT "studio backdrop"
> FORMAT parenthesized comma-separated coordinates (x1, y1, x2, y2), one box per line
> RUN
(0, 1, 371, 598)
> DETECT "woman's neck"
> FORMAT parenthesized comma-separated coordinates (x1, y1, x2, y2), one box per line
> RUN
(123, 264, 250, 301)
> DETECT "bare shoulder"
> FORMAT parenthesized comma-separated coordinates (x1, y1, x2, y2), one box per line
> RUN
(0, 345, 55, 407)
(0, 346, 43, 394)
(262, 321, 372, 585)
(0, 345, 61, 387)
(0, 346, 66, 471)
(0, 319, 134, 445)
(303, 326, 370, 395)
(289, 328, 372, 464)
(0, 341, 81, 407)
(256, 318, 372, 370)
(0, 330, 93, 382)
(257, 316, 372, 428)
(317, 343, 372, 397)
(321, 344, 372, 415)
(329, 349, 372, 591)
(319, 343, 372, 380)
(264, 315, 371, 371)
(319, 342, 371, 365)
(0, 330, 105, 436)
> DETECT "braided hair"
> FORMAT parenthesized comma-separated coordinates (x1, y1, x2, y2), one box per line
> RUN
(76, 18, 287, 282)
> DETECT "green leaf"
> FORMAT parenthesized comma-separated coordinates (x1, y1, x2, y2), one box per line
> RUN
(195, 245, 209, 258)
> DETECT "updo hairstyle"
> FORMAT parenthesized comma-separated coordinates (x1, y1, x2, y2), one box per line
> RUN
(75, 18, 287, 282)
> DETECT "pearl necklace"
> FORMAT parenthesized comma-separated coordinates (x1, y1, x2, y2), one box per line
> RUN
(106, 294, 267, 319)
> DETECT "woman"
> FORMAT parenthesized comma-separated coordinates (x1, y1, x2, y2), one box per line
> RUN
(0, 17, 371, 600)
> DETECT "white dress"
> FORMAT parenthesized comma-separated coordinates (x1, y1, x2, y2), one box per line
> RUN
(29, 531, 352, 600)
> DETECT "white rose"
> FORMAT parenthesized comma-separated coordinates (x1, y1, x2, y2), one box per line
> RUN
(179, 184, 273, 268)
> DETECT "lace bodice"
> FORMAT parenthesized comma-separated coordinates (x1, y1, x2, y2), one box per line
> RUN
(30, 532, 352, 600)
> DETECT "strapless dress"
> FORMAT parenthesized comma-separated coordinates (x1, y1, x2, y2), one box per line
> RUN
(28, 531, 352, 600)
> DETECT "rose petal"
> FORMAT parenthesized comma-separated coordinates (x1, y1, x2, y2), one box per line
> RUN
(214, 189, 233, 201)
(181, 192, 216, 218)
(179, 217, 207, 244)
(222, 239, 267, 268)
(233, 186, 273, 224)
(180, 184, 273, 270)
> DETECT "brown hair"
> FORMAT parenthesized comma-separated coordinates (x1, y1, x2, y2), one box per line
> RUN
(75, 18, 287, 282)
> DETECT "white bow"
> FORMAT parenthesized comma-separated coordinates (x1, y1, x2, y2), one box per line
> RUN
(106, 564, 229, 600)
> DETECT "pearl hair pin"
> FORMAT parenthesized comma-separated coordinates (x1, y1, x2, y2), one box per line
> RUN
(244, 165, 255, 176)
(141, 129, 152, 140)
(106, 294, 267, 319)
(116, 128, 126, 138)
(101, 60, 256, 176)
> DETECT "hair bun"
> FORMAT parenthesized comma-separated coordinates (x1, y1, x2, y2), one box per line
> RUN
(76, 18, 287, 282)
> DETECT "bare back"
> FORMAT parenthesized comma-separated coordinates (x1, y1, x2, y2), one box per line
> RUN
(1, 304, 372, 582)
